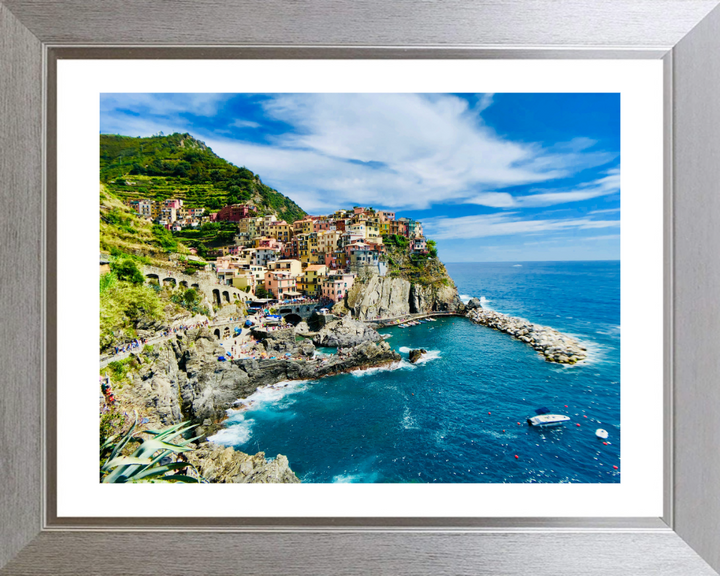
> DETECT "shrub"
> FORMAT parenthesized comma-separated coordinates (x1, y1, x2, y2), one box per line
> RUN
(112, 259, 145, 284)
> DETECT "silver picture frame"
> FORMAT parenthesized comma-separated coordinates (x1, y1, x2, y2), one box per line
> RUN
(2, 1, 720, 574)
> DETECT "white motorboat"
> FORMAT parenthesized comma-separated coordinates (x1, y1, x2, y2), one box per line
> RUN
(527, 407, 571, 427)
(527, 414, 571, 427)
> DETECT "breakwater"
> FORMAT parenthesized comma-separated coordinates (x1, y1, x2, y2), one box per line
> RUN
(466, 307, 587, 364)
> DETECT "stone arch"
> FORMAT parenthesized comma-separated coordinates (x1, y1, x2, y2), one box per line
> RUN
(179, 280, 188, 288)
(163, 277, 177, 288)
(146, 273, 159, 285)
(213, 328, 221, 339)
(212, 289, 221, 305)
(222, 290, 230, 303)
(223, 327, 231, 338)
(284, 314, 302, 326)
(279, 308, 293, 314)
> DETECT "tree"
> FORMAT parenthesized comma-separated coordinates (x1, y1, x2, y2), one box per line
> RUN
(112, 259, 145, 284)
(255, 285, 270, 298)
(427, 239, 438, 259)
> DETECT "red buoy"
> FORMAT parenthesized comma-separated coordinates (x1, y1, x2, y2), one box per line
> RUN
(488, 412, 491, 415)
(564, 405, 568, 408)
(613, 465, 619, 470)
(517, 422, 521, 425)
(576, 423, 581, 427)
(515, 455, 519, 459)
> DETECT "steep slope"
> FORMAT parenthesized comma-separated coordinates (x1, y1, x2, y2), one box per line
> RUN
(100, 132, 306, 223)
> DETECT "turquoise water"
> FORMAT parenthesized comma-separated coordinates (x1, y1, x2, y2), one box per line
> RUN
(211, 261, 621, 483)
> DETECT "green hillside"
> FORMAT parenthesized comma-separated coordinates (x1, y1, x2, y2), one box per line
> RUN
(100, 132, 306, 223)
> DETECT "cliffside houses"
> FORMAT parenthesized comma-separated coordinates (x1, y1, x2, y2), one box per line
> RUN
(127, 200, 429, 303)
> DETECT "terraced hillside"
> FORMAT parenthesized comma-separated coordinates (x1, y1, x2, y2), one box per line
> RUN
(100, 132, 306, 223)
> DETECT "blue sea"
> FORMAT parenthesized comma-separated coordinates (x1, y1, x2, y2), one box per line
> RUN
(211, 261, 621, 483)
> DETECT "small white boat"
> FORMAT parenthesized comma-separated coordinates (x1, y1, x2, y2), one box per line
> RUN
(527, 408, 570, 427)
(527, 414, 571, 427)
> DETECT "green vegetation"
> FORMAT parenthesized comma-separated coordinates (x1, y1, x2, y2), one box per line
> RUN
(100, 132, 306, 223)
(380, 234, 448, 288)
(255, 286, 270, 299)
(100, 277, 164, 350)
(100, 185, 189, 262)
(152, 224, 179, 252)
(111, 259, 145, 284)
(171, 288, 210, 316)
(100, 412, 203, 483)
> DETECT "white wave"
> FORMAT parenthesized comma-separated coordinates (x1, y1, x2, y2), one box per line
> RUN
(208, 420, 252, 446)
(351, 360, 416, 376)
(513, 264, 522, 267)
(413, 349, 442, 365)
(332, 471, 380, 483)
(399, 346, 411, 353)
(231, 379, 311, 410)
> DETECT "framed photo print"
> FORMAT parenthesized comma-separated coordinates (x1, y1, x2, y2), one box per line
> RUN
(2, 1, 720, 575)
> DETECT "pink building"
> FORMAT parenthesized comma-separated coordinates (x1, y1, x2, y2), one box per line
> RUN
(163, 199, 183, 209)
(321, 273, 355, 303)
(264, 271, 297, 299)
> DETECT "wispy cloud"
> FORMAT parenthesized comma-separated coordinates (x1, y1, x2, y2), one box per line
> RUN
(467, 169, 620, 209)
(424, 212, 620, 240)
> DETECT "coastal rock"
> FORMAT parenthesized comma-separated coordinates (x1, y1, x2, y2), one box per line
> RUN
(409, 283, 463, 314)
(408, 348, 427, 363)
(312, 314, 382, 347)
(466, 308, 588, 364)
(187, 443, 300, 483)
(345, 276, 412, 320)
(466, 298, 483, 310)
(123, 327, 400, 441)
(294, 321, 310, 334)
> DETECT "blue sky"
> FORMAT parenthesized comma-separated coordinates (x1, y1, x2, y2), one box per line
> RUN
(100, 93, 620, 262)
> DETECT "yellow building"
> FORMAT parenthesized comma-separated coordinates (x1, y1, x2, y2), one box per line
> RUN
(269, 220, 292, 243)
(293, 218, 314, 236)
(317, 230, 340, 254)
(232, 273, 255, 293)
(297, 232, 319, 264)
(298, 264, 328, 297)
(268, 259, 302, 277)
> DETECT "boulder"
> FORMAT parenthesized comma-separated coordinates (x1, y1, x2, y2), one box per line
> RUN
(408, 348, 427, 363)
(312, 314, 382, 348)
(466, 298, 483, 310)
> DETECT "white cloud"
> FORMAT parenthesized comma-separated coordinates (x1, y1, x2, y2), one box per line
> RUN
(423, 212, 620, 240)
(468, 169, 620, 208)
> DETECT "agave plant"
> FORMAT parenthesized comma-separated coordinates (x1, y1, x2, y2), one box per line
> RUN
(100, 411, 204, 483)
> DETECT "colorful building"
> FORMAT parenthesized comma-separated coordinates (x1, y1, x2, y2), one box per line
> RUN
(321, 272, 356, 303)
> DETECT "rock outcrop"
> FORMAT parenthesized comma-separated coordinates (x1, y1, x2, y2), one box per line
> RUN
(344, 276, 412, 320)
(466, 308, 588, 364)
(129, 327, 400, 432)
(409, 282, 464, 314)
(187, 443, 300, 483)
(466, 297, 482, 310)
(408, 348, 427, 363)
(312, 314, 382, 347)
(341, 274, 464, 320)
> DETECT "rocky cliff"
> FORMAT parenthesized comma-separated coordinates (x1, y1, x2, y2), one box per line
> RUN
(339, 272, 464, 321)
(122, 326, 399, 434)
(313, 314, 382, 347)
